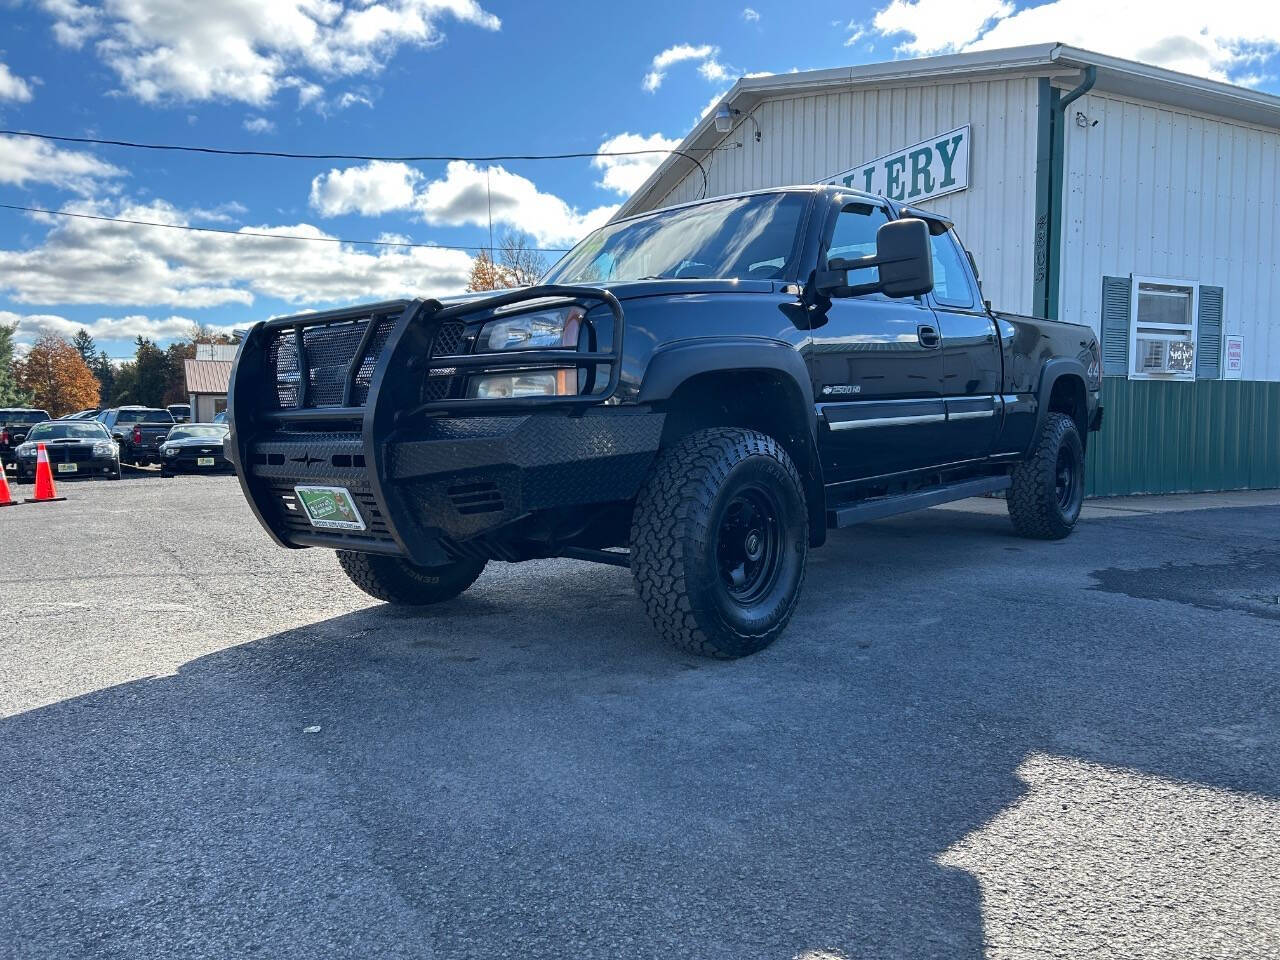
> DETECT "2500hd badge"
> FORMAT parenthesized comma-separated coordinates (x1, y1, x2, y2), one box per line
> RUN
(227, 185, 1102, 658)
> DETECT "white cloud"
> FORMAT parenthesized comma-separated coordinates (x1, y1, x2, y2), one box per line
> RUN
(0, 61, 34, 102)
(592, 132, 681, 196)
(308, 159, 616, 246)
(336, 91, 375, 109)
(699, 58, 729, 83)
(0, 199, 475, 308)
(415, 161, 616, 246)
(643, 43, 717, 92)
(243, 116, 275, 134)
(870, 0, 1280, 83)
(843, 21, 867, 47)
(35, 0, 502, 105)
(0, 134, 124, 194)
(872, 0, 1012, 57)
(1, 310, 232, 345)
(310, 161, 424, 216)
(742, 7, 760, 22)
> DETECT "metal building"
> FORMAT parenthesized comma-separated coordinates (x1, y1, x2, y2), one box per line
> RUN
(618, 44, 1280, 495)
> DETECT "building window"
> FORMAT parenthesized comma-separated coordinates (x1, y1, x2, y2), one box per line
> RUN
(1129, 278, 1197, 380)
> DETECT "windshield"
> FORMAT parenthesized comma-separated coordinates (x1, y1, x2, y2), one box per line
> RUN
(27, 422, 109, 442)
(169, 426, 227, 440)
(543, 192, 809, 285)
(116, 409, 175, 424)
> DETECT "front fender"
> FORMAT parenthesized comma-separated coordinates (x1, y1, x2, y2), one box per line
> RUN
(637, 336, 827, 546)
(638, 336, 815, 411)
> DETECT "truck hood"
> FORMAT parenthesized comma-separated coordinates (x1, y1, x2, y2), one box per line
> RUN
(434, 278, 777, 308)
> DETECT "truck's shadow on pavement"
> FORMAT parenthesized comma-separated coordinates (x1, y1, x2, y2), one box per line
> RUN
(3, 507, 1278, 959)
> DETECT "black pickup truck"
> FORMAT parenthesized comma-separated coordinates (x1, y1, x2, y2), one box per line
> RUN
(227, 185, 1101, 658)
(96, 407, 176, 465)
(1, 408, 51, 468)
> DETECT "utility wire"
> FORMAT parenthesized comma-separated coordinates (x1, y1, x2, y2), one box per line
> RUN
(0, 128, 709, 198)
(0, 203, 572, 254)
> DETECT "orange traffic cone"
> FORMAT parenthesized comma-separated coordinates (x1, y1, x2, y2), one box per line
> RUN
(0, 463, 16, 507)
(25, 443, 66, 504)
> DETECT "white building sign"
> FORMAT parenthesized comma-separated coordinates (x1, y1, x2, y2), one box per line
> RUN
(824, 125, 970, 203)
(1224, 335, 1244, 379)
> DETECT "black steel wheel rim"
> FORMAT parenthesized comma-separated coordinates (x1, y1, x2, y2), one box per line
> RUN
(716, 484, 783, 604)
(1055, 446, 1078, 511)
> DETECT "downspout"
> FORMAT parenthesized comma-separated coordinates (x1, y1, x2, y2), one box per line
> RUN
(1045, 65, 1096, 320)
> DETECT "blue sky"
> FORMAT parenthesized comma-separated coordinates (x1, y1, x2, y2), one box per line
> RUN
(1, 0, 1278, 360)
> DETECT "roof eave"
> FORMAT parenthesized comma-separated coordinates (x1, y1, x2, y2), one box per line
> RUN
(617, 42, 1280, 220)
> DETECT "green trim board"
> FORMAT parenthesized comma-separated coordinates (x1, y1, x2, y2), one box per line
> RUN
(1032, 77, 1054, 318)
(1086, 377, 1280, 496)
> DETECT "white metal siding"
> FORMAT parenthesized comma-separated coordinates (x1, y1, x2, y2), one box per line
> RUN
(1059, 90, 1280, 380)
(647, 77, 1042, 315)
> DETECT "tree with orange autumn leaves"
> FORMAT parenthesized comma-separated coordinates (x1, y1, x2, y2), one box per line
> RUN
(15, 333, 101, 416)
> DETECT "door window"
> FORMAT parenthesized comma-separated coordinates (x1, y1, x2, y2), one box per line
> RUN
(828, 202, 890, 288)
(929, 230, 976, 308)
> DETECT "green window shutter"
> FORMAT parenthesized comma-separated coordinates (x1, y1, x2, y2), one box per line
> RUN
(1100, 276, 1131, 375)
(1196, 285, 1224, 380)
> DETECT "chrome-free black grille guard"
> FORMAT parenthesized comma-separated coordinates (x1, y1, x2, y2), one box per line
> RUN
(226, 286, 626, 564)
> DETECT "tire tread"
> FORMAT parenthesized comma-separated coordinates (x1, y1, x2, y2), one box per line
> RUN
(1007, 412, 1082, 540)
(630, 427, 807, 658)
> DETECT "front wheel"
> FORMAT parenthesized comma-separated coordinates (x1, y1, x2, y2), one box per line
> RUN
(630, 427, 808, 659)
(336, 551, 487, 605)
(1007, 412, 1085, 540)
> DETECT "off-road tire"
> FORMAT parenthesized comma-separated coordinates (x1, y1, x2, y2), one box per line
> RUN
(1008, 412, 1085, 540)
(630, 427, 808, 659)
(336, 550, 487, 605)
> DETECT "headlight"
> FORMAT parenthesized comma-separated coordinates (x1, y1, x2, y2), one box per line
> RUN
(467, 371, 575, 399)
(478, 306, 583, 352)
(17, 444, 36, 458)
(163, 445, 177, 457)
(93, 441, 116, 457)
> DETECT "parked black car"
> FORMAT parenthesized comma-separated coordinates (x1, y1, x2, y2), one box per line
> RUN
(159, 423, 232, 477)
(1, 408, 51, 469)
(97, 407, 176, 465)
(227, 185, 1102, 658)
(12, 419, 120, 482)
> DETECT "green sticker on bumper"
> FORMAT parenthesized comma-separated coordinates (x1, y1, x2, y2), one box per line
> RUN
(295, 485, 366, 531)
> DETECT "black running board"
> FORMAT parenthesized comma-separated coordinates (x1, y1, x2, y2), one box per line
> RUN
(827, 475, 1011, 528)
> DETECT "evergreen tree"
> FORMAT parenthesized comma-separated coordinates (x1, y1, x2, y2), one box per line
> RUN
(0, 320, 31, 405)
(72, 328, 97, 365)
(92, 350, 116, 405)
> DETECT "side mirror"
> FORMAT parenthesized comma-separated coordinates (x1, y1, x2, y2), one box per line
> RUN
(816, 217, 934, 299)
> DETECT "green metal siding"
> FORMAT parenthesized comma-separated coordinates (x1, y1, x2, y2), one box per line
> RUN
(1086, 376, 1280, 496)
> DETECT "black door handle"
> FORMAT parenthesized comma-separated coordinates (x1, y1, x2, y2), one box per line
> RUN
(917, 324, 940, 348)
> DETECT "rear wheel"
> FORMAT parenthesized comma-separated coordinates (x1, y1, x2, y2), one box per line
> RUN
(630, 427, 808, 659)
(1007, 412, 1085, 540)
(336, 551, 487, 605)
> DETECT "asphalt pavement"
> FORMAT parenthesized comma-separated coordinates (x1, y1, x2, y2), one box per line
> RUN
(1, 473, 1277, 959)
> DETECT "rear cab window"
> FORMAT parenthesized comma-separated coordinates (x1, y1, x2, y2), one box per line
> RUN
(927, 228, 977, 309)
(116, 409, 176, 424)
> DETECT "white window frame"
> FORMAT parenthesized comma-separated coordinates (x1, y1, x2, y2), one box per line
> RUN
(1128, 275, 1199, 381)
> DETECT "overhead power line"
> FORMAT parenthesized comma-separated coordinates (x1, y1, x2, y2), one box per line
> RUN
(0, 203, 573, 254)
(0, 128, 709, 198)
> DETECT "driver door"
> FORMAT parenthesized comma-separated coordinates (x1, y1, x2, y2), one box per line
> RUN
(808, 200, 946, 484)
